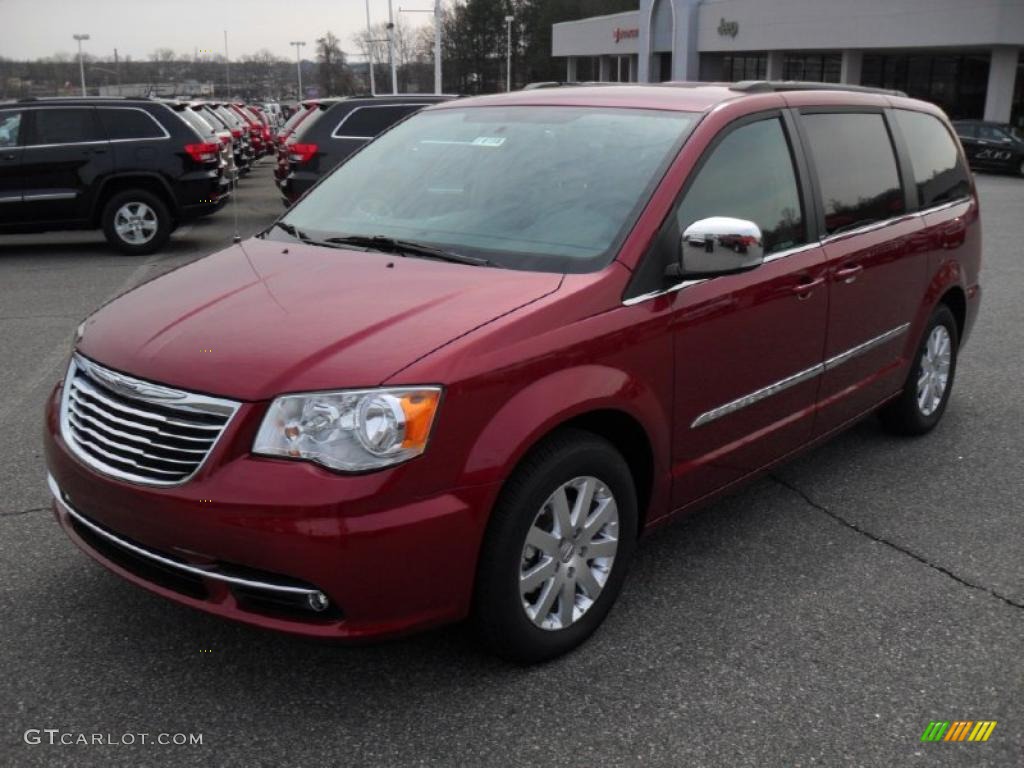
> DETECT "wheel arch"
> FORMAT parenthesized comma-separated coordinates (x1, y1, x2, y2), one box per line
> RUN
(92, 173, 178, 226)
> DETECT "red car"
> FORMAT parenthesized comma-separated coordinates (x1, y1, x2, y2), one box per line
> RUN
(45, 82, 981, 662)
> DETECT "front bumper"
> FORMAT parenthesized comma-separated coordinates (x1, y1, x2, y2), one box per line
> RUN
(44, 383, 497, 640)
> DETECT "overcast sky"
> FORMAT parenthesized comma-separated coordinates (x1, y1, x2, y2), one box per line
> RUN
(0, 0, 425, 60)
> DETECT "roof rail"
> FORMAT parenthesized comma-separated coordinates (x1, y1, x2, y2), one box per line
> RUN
(730, 80, 907, 97)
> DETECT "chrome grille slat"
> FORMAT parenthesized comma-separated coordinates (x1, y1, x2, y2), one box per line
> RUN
(68, 416, 201, 467)
(72, 377, 224, 432)
(60, 355, 240, 486)
(68, 390, 216, 444)
(68, 400, 209, 455)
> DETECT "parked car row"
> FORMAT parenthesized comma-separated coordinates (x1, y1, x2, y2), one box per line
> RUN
(0, 96, 280, 255)
(953, 119, 1024, 176)
(271, 94, 454, 206)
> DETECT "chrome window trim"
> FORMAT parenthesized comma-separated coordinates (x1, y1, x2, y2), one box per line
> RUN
(0, 195, 20, 203)
(59, 354, 240, 487)
(46, 474, 321, 598)
(622, 197, 971, 307)
(690, 322, 911, 428)
(22, 105, 170, 147)
(330, 103, 433, 140)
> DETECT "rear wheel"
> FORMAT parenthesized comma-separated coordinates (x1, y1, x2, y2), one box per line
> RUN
(879, 304, 959, 435)
(474, 429, 637, 663)
(101, 190, 171, 255)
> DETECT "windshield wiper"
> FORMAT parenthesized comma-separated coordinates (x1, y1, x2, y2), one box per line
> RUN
(271, 221, 314, 242)
(322, 235, 489, 266)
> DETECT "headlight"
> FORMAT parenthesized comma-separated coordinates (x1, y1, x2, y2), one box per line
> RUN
(253, 387, 442, 472)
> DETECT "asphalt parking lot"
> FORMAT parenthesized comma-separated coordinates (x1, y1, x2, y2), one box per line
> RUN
(1, 161, 1021, 767)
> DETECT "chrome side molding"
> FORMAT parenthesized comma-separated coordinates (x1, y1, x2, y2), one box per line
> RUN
(690, 322, 911, 428)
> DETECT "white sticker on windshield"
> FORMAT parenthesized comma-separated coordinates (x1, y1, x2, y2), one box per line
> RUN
(472, 137, 506, 147)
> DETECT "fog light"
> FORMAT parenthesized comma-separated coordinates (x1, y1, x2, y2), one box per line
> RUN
(307, 591, 330, 612)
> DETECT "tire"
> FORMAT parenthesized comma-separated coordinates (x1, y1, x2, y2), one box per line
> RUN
(879, 304, 959, 436)
(474, 428, 638, 663)
(101, 190, 171, 255)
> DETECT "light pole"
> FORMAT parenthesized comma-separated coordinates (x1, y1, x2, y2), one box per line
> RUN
(504, 15, 513, 91)
(73, 34, 90, 96)
(290, 41, 306, 100)
(386, 0, 398, 94)
(399, 2, 443, 95)
(364, 0, 376, 95)
(224, 30, 230, 97)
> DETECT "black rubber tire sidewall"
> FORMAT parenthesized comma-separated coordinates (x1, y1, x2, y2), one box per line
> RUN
(473, 428, 638, 664)
(880, 304, 959, 435)
(102, 190, 171, 256)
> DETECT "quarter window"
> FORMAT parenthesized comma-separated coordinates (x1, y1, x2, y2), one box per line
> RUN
(334, 105, 424, 139)
(0, 111, 22, 147)
(30, 108, 104, 145)
(893, 110, 970, 208)
(675, 118, 806, 254)
(801, 112, 905, 235)
(98, 108, 165, 140)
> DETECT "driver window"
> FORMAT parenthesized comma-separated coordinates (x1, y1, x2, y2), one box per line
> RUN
(0, 111, 22, 148)
(675, 117, 806, 254)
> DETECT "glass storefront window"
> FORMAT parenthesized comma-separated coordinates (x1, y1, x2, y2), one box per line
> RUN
(862, 53, 990, 119)
(783, 53, 841, 83)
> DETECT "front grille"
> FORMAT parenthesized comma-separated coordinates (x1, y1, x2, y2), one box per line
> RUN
(60, 354, 239, 486)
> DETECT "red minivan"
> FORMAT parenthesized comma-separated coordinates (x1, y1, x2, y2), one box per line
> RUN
(44, 82, 981, 662)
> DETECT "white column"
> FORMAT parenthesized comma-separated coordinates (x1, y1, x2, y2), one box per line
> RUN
(671, 0, 702, 81)
(566, 56, 577, 82)
(984, 47, 1020, 123)
(766, 51, 784, 81)
(637, 0, 653, 83)
(840, 50, 863, 84)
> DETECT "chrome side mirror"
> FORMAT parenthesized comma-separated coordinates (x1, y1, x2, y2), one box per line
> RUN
(673, 217, 765, 279)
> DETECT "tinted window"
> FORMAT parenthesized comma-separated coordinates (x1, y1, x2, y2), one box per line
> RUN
(978, 124, 1013, 141)
(176, 107, 217, 139)
(281, 105, 314, 133)
(802, 113, 905, 235)
(98, 108, 164, 140)
(954, 122, 977, 139)
(334, 105, 424, 138)
(197, 107, 229, 130)
(30, 108, 104, 145)
(894, 110, 970, 208)
(675, 118, 806, 254)
(0, 110, 22, 147)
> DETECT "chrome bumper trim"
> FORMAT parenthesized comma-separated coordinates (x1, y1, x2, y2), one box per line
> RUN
(47, 474, 319, 598)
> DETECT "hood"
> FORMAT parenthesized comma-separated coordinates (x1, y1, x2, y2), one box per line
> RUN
(79, 238, 562, 401)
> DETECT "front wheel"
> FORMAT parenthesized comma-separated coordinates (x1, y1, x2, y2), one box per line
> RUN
(474, 429, 637, 663)
(879, 304, 959, 435)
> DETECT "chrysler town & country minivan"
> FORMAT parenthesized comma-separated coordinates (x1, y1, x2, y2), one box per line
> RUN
(44, 82, 981, 661)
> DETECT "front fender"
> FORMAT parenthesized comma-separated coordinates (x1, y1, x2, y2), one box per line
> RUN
(462, 364, 671, 504)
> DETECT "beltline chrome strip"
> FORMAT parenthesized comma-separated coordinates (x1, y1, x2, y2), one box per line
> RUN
(824, 322, 910, 370)
(691, 363, 823, 428)
(46, 474, 319, 598)
(690, 322, 911, 429)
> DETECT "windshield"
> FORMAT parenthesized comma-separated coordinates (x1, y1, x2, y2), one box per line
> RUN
(279, 106, 697, 272)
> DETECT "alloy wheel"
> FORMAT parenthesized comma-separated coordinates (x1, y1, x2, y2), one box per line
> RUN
(519, 475, 619, 631)
(917, 324, 952, 416)
(114, 202, 158, 245)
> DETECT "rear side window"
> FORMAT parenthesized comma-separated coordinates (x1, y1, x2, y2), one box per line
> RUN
(893, 110, 970, 208)
(0, 110, 22, 147)
(675, 117, 806, 254)
(98, 108, 165, 140)
(333, 105, 424, 139)
(801, 112, 905, 235)
(954, 122, 977, 139)
(281, 106, 313, 132)
(176, 107, 217, 139)
(29, 107, 104, 145)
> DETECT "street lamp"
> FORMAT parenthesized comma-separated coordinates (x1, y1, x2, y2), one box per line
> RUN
(290, 41, 306, 100)
(399, 1, 443, 95)
(386, 0, 398, 94)
(364, 0, 376, 95)
(73, 34, 90, 96)
(504, 15, 513, 92)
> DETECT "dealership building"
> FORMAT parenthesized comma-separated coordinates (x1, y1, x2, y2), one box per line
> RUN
(552, 0, 1024, 125)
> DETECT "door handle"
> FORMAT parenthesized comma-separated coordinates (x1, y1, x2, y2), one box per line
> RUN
(835, 264, 863, 284)
(792, 275, 825, 299)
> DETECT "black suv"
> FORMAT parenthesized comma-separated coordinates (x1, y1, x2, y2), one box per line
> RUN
(953, 120, 1024, 176)
(0, 97, 231, 254)
(276, 94, 454, 205)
